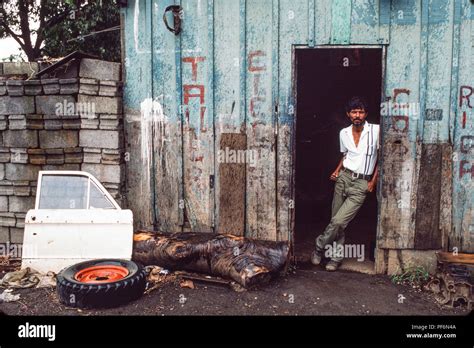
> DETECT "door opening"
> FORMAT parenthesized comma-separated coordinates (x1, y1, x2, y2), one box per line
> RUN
(294, 47, 383, 269)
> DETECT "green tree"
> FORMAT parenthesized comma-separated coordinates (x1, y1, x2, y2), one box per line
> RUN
(0, 0, 120, 62)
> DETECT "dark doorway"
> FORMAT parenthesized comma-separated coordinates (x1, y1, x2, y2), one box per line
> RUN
(294, 47, 382, 265)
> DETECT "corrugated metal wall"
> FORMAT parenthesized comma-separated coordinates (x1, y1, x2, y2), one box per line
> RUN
(122, 0, 473, 253)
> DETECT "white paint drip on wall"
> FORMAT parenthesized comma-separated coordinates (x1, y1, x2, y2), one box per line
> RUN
(140, 97, 168, 195)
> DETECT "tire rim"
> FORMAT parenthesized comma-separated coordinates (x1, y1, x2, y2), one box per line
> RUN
(74, 265, 129, 283)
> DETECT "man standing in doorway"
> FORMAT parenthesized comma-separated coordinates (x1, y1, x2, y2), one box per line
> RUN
(311, 96, 380, 271)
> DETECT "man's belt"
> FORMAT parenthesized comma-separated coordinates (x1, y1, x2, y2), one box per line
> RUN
(342, 167, 372, 181)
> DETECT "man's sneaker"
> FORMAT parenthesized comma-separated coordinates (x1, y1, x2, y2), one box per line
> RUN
(325, 260, 341, 272)
(311, 250, 323, 265)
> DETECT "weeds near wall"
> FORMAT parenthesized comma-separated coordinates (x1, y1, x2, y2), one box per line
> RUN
(391, 266, 430, 287)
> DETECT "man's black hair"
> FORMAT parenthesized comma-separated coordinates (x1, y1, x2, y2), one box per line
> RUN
(345, 96, 368, 113)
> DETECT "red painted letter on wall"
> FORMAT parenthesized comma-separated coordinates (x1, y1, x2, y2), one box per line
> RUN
(182, 57, 206, 82)
(459, 86, 473, 109)
(248, 51, 266, 72)
(184, 85, 205, 105)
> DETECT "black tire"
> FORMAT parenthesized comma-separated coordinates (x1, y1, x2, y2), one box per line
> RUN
(57, 259, 147, 309)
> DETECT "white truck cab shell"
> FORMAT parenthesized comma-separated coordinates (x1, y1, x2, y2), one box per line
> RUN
(21, 171, 133, 274)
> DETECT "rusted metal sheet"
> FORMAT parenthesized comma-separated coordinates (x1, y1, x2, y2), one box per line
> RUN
(122, 0, 473, 254)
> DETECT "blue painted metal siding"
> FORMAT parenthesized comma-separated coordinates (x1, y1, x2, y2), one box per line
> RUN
(122, 0, 473, 252)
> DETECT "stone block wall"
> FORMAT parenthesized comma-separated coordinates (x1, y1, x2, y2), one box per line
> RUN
(0, 59, 124, 244)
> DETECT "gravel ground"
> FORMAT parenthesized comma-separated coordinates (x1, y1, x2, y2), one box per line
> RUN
(0, 263, 469, 316)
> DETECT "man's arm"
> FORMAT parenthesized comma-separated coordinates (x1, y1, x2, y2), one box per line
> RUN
(330, 155, 345, 181)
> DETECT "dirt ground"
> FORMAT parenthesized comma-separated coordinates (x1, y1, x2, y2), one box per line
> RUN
(0, 263, 469, 316)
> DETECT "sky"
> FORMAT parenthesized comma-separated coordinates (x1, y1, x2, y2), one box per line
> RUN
(1, 1, 39, 61)
(0, 37, 24, 60)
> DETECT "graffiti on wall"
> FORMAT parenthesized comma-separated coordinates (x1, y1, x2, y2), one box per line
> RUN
(459, 85, 473, 179)
(381, 88, 419, 134)
(182, 56, 207, 134)
(248, 50, 267, 121)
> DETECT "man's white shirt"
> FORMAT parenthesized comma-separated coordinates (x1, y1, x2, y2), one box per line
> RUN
(340, 122, 380, 176)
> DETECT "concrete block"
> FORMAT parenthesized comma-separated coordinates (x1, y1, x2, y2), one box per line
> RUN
(39, 130, 78, 149)
(103, 182, 120, 190)
(36, 95, 75, 116)
(0, 81, 6, 96)
(26, 114, 43, 130)
(0, 62, 3, 75)
(42, 164, 80, 171)
(100, 114, 120, 120)
(62, 118, 81, 130)
(59, 78, 79, 94)
(102, 154, 121, 165)
(16, 216, 25, 228)
(81, 118, 99, 129)
(99, 119, 120, 130)
(0, 148, 10, 162)
(83, 147, 102, 153)
(41, 78, 60, 94)
(64, 147, 82, 153)
(10, 148, 28, 164)
(3, 130, 38, 148)
(0, 185, 14, 195)
(27, 148, 45, 155)
(0, 227, 9, 243)
(78, 94, 121, 115)
(29, 155, 46, 165)
(0, 163, 4, 180)
(0, 196, 8, 211)
(13, 186, 31, 196)
(79, 78, 99, 95)
(44, 119, 63, 130)
(24, 80, 43, 95)
(0, 116, 6, 130)
(5, 163, 40, 181)
(8, 115, 27, 130)
(6, 80, 24, 96)
(102, 149, 121, 164)
(83, 152, 102, 164)
(98, 84, 122, 97)
(81, 163, 121, 184)
(9, 227, 24, 243)
(45, 154, 65, 165)
(65, 152, 83, 164)
(45, 148, 63, 155)
(3, 62, 38, 75)
(0, 96, 35, 115)
(80, 130, 120, 149)
(79, 59, 120, 81)
(0, 213, 16, 227)
(8, 196, 35, 213)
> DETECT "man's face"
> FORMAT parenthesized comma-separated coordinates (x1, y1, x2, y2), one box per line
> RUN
(346, 108, 367, 126)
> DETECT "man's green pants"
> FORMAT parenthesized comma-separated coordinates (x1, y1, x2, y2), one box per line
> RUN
(315, 170, 369, 263)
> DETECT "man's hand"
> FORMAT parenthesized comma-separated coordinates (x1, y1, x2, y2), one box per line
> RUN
(330, 170, 339, 181)
(367, 180, 376, 192)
